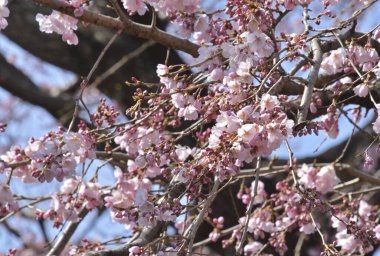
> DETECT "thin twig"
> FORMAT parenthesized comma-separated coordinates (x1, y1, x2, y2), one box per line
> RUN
(235, 157, 261, 256)
(90, 40, 155, 88)
(184, 177, 221, 254)
(67, 30, 122, 132)
(334, 127, 355, 163)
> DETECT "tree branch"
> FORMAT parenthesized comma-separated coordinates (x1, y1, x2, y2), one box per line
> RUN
(0, 54, 75, 123)
(47, 208, 89, 256)
(297, 38, 322, 124)
(31, 0, 200, 57)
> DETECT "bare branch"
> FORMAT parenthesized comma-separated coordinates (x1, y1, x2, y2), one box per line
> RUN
(235, 157, 261, 256)
(184, 177, 221, 254)
(47, 208, 89, 256)
(297, 38, 322, 124)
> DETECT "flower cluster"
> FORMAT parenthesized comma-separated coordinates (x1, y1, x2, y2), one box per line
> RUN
(122, 0, 199, 16)
(104, 167, 177, 229)
(321, 46, 379, 75)
(4, 0, 380, 255)
(332, 200, 380, 254)
(226, 180, 322, 255)
(92, 98, 120, 127)
(209, 94, 294, 162)
(0, 182, 18, 217)
(36, 178, 102, 227)
(36, 10, 79, 45)
(279, 0, 312, 10)
(69, 239, 104, 255)
(1, 131, 95, 183)
(209, 216, 224, 242)
(114, 125, 160, 157)
(297, 164, 340, 194)
(0, 0, 9, 31)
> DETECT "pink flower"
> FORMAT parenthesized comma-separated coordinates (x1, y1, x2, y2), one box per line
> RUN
(237, 59, 255, 77)
(261, 94, 279, 111)
(243, 31, 274, 58)
(178, 105, 199, 120)
(331, 215, 347, 232)
(358, 200, 372, 219)
(353, 83, 369, 97)
(175, 145, 193, 161)
(121, 0, 147, 15)
(364, 155, 374, 169)
(315, 165, 340, 194)
(297, 164, 317, 189)
(60, 178, 78, 194)
(78, 182, 103, 210)
(156, 64, 169, 77)
(129, 246, 142, 255)
(231, 142, 253, 162)
(216, 111, 241, 133)
(299, 223, 316, 234)
(250, 180, 266, 205)
(237, 106, 253, 121)
(171, 93, 186, 108)
(0, 183, 18, 217)
(207, 67, 224, 82)
(193, 14, 210, 43)
(0, 0, 9, 30)
(298, 164, 340, 194)
(321, 114, 339, 139)
(36, 11, 79, 45)
(321, 48, 347, 75)
(374, 225, 380, 240)
(309, 102, 317, 113)
(373, 105, 380, 134)
(336, 231, 360, 253)
(244, 241, 263, 255)
(237, 124, 260, 143)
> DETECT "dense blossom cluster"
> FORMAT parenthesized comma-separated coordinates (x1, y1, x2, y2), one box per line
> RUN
(36, 178, 102, 227)
(2, 0, 380, 255)
(332, 200, 380, 254)
(1, 130, 95, 182)
(297, 164, 340, 194)
(36, 10, 79, 45)
(209, 94, 294, 162)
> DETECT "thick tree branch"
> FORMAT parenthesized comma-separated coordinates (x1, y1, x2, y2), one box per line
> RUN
(321, 29, 380, 56)
(0, 54, 75, 122)
(297, 38, 322, 124)
(31, 0, 200, 56)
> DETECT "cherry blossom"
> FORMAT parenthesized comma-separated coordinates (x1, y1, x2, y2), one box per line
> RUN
(121, 0, 147, 15)
(353, 83, 369, 97)
(297, 164, 340, 194)
(3, 0, 380, 255)
(36, 10, 79, 45)
(0, 183, 18, 217)
(0, 0, 9, 30)
(244, 241, 263, 255)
